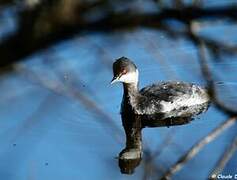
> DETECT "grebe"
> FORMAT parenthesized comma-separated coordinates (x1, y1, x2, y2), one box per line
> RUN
(111, 57, 210, 123)
(111, 57, 210, 173)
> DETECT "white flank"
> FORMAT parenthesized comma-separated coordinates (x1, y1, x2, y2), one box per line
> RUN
(160, 87, 209, 113)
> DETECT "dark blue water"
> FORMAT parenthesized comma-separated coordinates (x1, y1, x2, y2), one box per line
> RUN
(0, 2, 237, 180)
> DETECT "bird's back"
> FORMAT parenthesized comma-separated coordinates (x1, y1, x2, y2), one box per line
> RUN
(135, 81, 210, 119)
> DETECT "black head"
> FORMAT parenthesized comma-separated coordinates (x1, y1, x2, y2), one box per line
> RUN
(111, 57, 138, 84)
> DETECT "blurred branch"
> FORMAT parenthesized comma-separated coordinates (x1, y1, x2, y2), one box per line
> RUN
(158, 27, 237, 179)
(1, 1, 237, 68)
(15, 64, 123, 142)
(194, 36, 237, 116)
(161, 116, 237, 180)
(0, 0, 14, 7)
(142, 149, 165, 180)
(209, 135, 237, 179)
(142, 131, 175, 179)
(10, 94, 55, 143)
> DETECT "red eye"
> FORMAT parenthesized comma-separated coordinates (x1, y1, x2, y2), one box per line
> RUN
(122, 69, 127, 74)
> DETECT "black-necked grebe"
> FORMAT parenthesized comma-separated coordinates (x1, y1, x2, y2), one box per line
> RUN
(111, 57, 210, 122)
(111, 57, 210, 173)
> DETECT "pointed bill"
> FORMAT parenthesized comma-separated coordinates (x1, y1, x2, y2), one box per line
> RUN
(110, 76, 119, 84)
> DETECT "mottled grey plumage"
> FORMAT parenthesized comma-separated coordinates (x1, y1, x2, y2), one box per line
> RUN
(112, 57, 210, 125)
(137, 81, 209, 118)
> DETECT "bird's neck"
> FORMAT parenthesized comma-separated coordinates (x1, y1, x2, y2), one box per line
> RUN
(123, 82, 139, 104)
(123, 82, 138, 94)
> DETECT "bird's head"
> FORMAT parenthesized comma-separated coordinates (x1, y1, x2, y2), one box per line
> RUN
(111, 57, 138, 85)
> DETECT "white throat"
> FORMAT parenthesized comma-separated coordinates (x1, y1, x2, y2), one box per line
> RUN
(119, 69, 139, 84)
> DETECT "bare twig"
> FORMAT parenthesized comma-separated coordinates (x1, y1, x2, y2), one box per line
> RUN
(161, 116, 237, 180)
(196, 41, 237, 116)
(10, 94, 55, 143)
(1, 2, 237, 68)
(152, 130, 176, 159)
(142, 131, 175, 179)
(209, 136, 237, 179)
(183, 26, 237, 116)
(15, 65, 123, 142)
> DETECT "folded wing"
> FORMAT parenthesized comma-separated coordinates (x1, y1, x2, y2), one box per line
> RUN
(136, 81, 209, 119)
